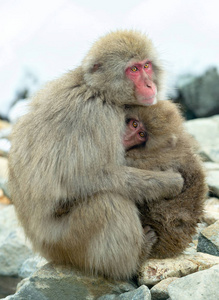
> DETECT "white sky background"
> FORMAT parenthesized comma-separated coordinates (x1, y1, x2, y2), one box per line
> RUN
(0, 0, 219, 116)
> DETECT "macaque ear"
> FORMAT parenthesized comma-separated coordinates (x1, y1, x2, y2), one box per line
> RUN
(91, 63, 102, 73)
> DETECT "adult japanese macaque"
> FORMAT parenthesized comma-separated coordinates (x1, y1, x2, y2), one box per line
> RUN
(8, 30, 184, 280)
(125, 100, 208, 258)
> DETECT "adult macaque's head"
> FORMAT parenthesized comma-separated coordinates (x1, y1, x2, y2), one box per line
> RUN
(82, 30, 165, 106)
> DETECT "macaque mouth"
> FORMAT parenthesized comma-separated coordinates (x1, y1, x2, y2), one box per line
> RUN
(144, 94, 157, 100)
(140, 94, 157, 105)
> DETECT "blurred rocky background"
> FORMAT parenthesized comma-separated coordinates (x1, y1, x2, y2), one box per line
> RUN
(172, 67, 219, 120)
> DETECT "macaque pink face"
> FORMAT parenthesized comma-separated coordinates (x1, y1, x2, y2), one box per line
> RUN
(123, 119, 147, 150)
(125, 60, 157, 105)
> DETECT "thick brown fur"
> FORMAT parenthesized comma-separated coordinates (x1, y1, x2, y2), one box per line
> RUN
(8, 30, 184, 280)
(126, 100, 208, 258)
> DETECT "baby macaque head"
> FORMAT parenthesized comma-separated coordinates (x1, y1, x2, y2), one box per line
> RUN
(123, 119, 147, 150)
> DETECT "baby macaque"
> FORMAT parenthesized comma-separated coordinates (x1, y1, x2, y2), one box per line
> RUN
(125, 100, 208, 258)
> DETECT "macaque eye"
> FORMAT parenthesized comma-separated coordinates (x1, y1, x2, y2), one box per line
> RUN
(131, 66, 138, 72)
(144, 63, 149, 69)
(132, 121, 138, 128)
(139, 132, 146, 138)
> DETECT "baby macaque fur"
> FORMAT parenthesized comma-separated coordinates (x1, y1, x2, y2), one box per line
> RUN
(125, 100, 208, 258)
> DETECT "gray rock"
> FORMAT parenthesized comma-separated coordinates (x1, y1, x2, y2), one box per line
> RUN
(168, 264, 219, 300)
(0, 206, 33, 276)
(98, 285, 151, 300)
(150, 277, 178, 300)
(2, 263, 137, 300)
(0, 229, 33, 276)
(177, 68, 219, 118)
(0, 206, 17, 242)
(197, 220, 219, 256)
(18, 256, 47, 278)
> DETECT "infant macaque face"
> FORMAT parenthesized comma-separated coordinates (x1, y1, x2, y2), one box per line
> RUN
(123, 119, 147, 150)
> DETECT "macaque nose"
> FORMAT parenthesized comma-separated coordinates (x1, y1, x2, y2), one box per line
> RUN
(146, 82, 152, 88)
(142, 73, 152, 88)
(145, 78, 152, 89)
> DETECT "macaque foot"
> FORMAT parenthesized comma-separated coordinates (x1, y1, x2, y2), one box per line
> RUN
(143, 225, 157, 245)
(140, 225, 157, 262)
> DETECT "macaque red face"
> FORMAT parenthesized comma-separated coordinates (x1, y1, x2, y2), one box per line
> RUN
(123, 119, 147, 150)
(125, 60, 157, 105)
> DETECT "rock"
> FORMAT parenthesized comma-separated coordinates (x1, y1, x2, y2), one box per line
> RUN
(0, 120, 11, 130)
(197, 220, 219, 256)
(206, 170, 219, 197)
(0, 229, 33, 276)
(0, 138, 11, 157)
(138, 253, 219, 286)
(18, 256, 47, 278)
(0, 276, 22, 299)
(203, 198, 219, 225)
(150, 277, 178, 300)
(0, 125, 12, 157)
(98, 285, 151, 299)
(0, 189, 11, 205)
(204, 160, 219, 197)
(183, 241, 198, 255)
(168, 264, 219, 300)
(204, 162, 219, 170)
(0, 157, 8, 181)
(184, 115, 219, 163)
(0, 157, 9, 198)
(0, 206, 19, 243)
(176, 67, 219, 118)
(0, 206, 33, 276)
(2, 263, 137, 300)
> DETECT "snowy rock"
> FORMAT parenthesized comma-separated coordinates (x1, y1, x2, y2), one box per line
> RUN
(0, 138, 11, 156)
(0, 157, 9, 197)
(168, 264, 219, 300)
(8, 99, 30, 124)
(206, 170, 219, 197)
(184, 115, 219, 163)
(0, 157, 8, 181)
